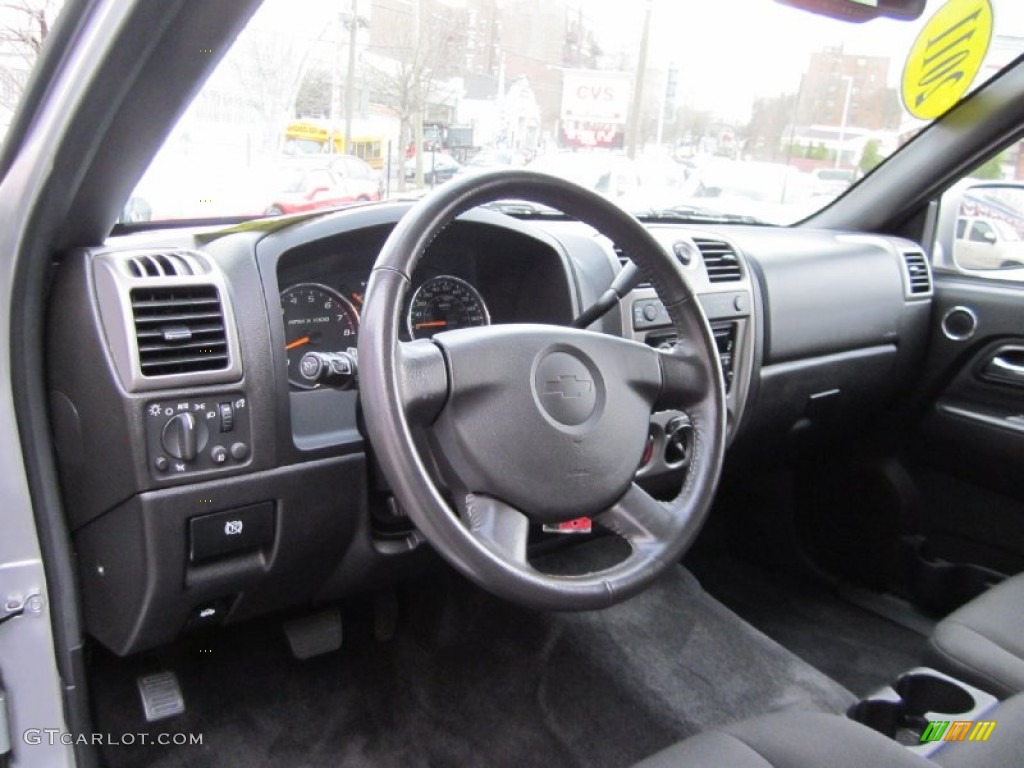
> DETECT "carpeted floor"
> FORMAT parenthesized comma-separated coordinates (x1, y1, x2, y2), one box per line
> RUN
(691, 555, 928, 698)
(89, 540, 855, 768)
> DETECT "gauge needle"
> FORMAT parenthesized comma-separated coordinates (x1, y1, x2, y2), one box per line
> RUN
(352, 292, 363, 305)
(415, 320, 448, 329)
(286, 336, 311, 350)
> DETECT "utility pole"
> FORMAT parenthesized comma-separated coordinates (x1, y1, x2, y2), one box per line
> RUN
(344, 0, 358, 156)
(627, 1, 652, 159)
(414, 0, 425, 188)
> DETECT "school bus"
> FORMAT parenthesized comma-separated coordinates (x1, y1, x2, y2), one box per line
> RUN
(282, 120, 384, 170)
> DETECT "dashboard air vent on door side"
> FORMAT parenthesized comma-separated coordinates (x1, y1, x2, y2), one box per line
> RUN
(130, 285, 229, 376)
(693, 238, 742, 282)
(902, 250, 932, 295)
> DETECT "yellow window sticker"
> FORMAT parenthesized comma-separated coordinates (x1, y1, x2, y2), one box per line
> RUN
(901, 0, 994, 120)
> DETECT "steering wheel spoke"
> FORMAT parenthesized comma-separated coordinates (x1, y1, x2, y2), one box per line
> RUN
(595, 484, 679, 552)
(461, 493, 531, 565)
(396, 339, 449, 425)
(654, 323, 720, 411)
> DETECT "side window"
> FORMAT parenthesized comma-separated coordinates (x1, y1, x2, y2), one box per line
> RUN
(344, 158, 369, 179)
(968, 220, 995, 243)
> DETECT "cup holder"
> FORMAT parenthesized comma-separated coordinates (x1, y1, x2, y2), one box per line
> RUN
(894, 673, 974, 716)
(847, 668, 995, 752)
(848, 700, 913, 739)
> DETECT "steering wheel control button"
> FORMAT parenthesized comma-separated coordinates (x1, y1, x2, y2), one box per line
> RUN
(230, 442, 250, 461)
(210, 445, 228, 465)
(534, 351, 600, 427)
(188, 502, 274, 562)
(643, 304, 658, 322)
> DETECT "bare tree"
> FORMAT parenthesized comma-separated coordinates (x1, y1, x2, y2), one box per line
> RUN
(367, 2, 464, 190)
(230, 26, 308, 154)
(0, 0, 63, 117)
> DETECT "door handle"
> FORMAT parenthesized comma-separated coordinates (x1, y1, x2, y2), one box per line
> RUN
(981, 347, 1024, 386)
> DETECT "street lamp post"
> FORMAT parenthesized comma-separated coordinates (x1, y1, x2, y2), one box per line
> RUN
(835, 75, 853, 170)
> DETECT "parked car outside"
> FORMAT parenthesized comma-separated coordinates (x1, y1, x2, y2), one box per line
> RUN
(455, 148, 527, 177)
(266, 155, 383, 215)
(404, 152, 462, 184)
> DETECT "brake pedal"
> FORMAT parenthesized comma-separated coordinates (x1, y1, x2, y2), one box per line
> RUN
(284, 608, 343, 660)
(137, 671, 185, 722)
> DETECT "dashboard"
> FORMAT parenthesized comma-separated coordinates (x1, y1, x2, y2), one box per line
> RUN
(275, 218, 576, 388)
(44, 200, 933, 655)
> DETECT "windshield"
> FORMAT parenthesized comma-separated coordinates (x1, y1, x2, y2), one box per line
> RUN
(93, 0, 1024, 225)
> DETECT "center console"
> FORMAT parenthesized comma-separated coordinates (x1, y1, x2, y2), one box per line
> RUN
(848, 667, 1000, 757)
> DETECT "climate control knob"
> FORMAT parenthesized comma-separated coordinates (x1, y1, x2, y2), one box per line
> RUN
(161, 412, 209, 461)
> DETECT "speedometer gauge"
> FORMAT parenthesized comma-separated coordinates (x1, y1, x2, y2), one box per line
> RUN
(407, 275, 491, 340)
(281, 283, 359, 388)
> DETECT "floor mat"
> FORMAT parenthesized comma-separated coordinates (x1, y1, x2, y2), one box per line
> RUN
(691, 555, 928, 698)
(90, 542, 855, 768)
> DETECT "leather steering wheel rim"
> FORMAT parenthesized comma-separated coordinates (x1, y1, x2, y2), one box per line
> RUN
(358, 169, 726, 610)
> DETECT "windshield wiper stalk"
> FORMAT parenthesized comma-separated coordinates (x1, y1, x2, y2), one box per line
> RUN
(573, 260, 644, 328)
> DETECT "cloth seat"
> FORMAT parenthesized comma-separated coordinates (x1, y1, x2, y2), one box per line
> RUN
(925, 572, 1024, 699)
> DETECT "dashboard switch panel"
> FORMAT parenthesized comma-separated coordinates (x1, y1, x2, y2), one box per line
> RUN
(146, 392, 251, 478)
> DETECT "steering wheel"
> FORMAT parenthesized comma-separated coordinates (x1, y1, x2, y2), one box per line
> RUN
(358, 170, 725, 610)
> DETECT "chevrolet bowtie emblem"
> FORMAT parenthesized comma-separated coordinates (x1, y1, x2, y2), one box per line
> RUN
(543, 374, 593, 399)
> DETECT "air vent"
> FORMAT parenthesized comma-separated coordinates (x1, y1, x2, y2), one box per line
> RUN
(130, 285, 229, 376)
(125, 251, 204, 278)
(693, 238, 742, 283)
(613, 245, 652, 289)
(902, 250, 932, 295)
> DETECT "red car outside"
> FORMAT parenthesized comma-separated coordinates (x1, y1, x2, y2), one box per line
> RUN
(266, 155, 383, 215)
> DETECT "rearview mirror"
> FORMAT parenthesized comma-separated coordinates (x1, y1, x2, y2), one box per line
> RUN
(775, 0, 926, 22)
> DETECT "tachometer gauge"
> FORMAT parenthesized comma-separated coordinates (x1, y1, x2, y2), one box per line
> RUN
(281, 283, 359, 388)
(407, 275, 490, 340)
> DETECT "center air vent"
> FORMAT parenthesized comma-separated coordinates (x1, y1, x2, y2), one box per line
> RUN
(693, 238, 742, 282)
(125, 251, 205, 278)
(130, 286, 229, 376)
(902, 250, 932, 295)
